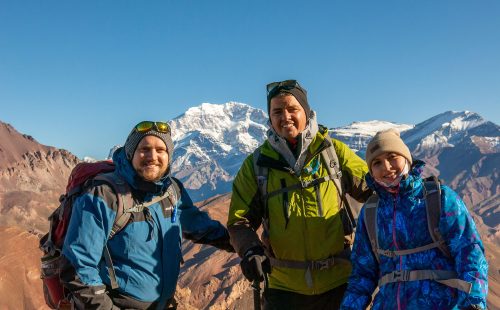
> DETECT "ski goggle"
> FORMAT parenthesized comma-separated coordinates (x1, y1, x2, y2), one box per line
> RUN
(134, 121, 170, 134)
(266, 79, 301, 96)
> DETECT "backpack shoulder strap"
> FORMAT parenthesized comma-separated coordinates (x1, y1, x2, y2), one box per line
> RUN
(252, 147, 271, 230)
(93, 172, 172, 289)
(320, 135, 343, 196)
(94, 172, 135, 239)
(424, 176, 451, 258)
(167, 177, 181, 206)
(252, 147, 269, 199)
(322, 135, 359, 236)
(363, 194, 381, 263)
(90, 171, 132, 290)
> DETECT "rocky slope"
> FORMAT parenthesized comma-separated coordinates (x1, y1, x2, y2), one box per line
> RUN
(0, 121, 79, 234)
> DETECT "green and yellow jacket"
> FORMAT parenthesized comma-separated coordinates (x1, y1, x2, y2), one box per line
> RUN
(228, 113, 371, 295)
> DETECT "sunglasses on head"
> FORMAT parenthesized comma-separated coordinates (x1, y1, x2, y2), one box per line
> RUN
(134, 121, 170, 133)
(266, 79, 301, 96)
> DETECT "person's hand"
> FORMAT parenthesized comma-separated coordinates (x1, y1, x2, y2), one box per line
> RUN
(240, 246, 271, 282)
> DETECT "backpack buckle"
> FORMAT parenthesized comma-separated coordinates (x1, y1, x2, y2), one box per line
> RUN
(301, 180, 312, 188)
(312, 259, 332, 270)
(392, 270, 411, 282)
(380, 249, 396, 258)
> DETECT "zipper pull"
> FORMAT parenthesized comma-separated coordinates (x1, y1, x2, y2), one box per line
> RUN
(171, 204, 177, 223)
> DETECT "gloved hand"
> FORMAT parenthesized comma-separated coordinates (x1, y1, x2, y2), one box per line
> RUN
(240, 246, 271, 282)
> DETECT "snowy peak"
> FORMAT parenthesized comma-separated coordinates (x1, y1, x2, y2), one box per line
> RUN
(169, 102, 268, 201)
(401, 111, 497, 155)
(330, 120, 413, 153)
(332, 120, 413, 137)
(170, 102, 267, 155)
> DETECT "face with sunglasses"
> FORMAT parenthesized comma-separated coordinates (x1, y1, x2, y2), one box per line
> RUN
(129, 121, 171, 182)
(268, 92, 308, 142)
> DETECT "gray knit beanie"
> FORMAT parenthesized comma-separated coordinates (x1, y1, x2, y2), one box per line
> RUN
(124, 122, 174, 163)
(365, 128, 412, 169)
(267, 81, 311, 121)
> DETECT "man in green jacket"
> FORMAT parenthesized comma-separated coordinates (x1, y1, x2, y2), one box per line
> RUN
(227, 80, 372, 309)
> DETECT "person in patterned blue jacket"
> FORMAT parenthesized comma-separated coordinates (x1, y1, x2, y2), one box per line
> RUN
(340, 129, 488, 310)
(61, 121, 234, 309)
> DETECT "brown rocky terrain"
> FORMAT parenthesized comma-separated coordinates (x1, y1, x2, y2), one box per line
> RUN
(0, 121, 79, 234)
(0, 226, 47, 310)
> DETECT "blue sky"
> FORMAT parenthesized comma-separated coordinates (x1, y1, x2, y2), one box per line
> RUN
(1, 0, 499, 159)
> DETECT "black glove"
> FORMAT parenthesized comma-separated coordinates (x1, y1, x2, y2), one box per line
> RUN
(240, 246, 271, 282)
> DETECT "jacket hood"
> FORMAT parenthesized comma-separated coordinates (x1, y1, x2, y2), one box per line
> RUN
(366, 159, 426, 199)
(266, 110, 319, 175)
(113, 147, 171, 196)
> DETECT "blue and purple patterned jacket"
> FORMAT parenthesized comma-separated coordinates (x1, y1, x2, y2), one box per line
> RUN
(341, 161, 488, 310)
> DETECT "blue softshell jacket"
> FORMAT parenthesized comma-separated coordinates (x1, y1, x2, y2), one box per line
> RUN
(62, 148, 231, 309)
(341, 161, 488, 310)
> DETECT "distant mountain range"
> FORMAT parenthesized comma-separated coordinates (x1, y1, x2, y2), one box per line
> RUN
(167, 104, 499, 218)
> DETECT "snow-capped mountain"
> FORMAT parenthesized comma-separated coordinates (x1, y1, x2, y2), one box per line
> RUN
(168, 104, 499, 210)
(401, 111, 497, 157)
(169, 102, 268, 201)
(330, 120, 413, 157)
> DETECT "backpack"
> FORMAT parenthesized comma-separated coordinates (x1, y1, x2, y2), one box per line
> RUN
(363, 176, 472, 293)
(252, 135, 357, 278)
(39, 161, 178, 309)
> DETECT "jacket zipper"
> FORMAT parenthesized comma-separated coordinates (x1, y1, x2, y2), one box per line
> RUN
(392, 194, 402, 310)
(300, 187, 314, 292)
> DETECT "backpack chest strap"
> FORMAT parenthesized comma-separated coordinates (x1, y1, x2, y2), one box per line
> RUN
(264, 174, 337, 199)
(377, 240, 446, 258)
(110, 188, 172, 238)
(379, 269, 472, 293)
(268, 248, 351, 271)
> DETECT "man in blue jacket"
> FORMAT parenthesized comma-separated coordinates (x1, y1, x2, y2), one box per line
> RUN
(61, 121, 233, 309)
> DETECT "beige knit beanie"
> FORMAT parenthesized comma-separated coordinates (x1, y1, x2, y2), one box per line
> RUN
(365, 128, 412, 169)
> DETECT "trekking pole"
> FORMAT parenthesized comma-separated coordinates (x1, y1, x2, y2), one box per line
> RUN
(252, 279, 261, 310)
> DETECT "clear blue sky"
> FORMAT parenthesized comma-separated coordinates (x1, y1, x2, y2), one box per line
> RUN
(1, 0, 499, 159)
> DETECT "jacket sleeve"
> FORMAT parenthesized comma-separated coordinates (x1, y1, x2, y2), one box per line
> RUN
(333, 139, 372, 203)
(340, 206, 379, 310)
(176, 179, 234, 252)
(61, 187, 117, 310)
(226, 153, 265, 257)
(439, 186, 488, 309)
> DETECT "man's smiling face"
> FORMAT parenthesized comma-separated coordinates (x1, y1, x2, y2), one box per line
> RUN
(269, 94, 307, 142)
